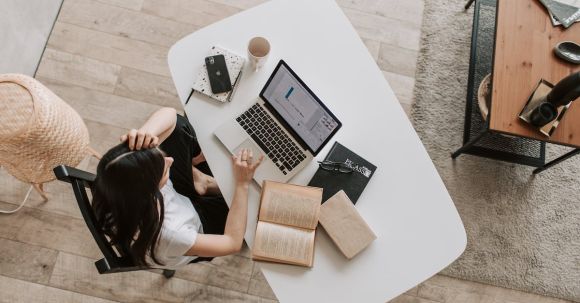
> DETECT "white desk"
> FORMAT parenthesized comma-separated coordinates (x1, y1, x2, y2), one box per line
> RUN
(168, 0, 466, 302)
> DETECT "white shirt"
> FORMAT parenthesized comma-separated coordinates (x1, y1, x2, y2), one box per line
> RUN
(147, 179, 203, 269)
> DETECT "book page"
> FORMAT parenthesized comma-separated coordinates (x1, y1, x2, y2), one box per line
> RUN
(252, 221, 315, 267)
(259, 181, 322, 230)
(319, 190, 376, 259)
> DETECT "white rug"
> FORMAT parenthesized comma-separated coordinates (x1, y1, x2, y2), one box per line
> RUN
(411, 0, 580, 301)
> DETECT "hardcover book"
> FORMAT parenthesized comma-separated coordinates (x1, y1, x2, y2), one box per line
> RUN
(308, 142, 377, 204)
(252, 181, 323, 267)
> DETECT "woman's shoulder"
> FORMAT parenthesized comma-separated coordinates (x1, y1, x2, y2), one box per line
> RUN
(159, 179, 180, 205)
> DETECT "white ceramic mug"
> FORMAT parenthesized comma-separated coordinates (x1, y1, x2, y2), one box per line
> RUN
(248, 37, 270, 71)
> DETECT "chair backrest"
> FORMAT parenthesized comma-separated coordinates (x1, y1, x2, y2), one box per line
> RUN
(53, 165, 147, 274)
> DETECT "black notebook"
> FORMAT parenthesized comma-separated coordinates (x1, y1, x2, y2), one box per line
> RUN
(308, 142, 377, 204)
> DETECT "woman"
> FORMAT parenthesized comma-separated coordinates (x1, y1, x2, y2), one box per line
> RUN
(92, 107, 263, 269)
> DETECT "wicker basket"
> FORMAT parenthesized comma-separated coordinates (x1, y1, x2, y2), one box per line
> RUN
(0, 74, 95, 210)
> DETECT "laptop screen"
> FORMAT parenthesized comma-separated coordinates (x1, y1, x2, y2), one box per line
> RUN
(260, 60, 341, 155)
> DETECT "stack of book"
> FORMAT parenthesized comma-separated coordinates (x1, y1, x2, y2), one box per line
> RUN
(190, 46, 245, 103)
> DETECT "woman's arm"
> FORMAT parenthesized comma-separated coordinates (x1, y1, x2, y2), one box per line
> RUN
(120, 107, 177, 150)
(185, 148, 263, 257)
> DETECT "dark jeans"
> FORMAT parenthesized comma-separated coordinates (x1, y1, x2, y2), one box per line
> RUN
(159, 114, 229, 236)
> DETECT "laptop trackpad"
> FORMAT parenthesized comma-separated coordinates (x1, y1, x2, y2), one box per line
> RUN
(233, 139, 265, 162)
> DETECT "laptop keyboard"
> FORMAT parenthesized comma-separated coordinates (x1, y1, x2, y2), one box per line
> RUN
(236, 103, 307, 175)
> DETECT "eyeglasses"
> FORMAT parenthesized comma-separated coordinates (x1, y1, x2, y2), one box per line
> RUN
(318, 161, 353, 173)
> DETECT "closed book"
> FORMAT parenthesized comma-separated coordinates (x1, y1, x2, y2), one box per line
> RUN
(308, 142, 377, 204)
(319, 190, 376, 259)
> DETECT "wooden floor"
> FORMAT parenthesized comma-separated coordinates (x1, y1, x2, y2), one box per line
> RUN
(0, 0, 573, 302)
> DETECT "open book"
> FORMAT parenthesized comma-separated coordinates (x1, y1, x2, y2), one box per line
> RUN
(252, 181, 323, 267)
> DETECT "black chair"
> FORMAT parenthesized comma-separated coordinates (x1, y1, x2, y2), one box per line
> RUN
(452, 0, 547, 169)
(53, 165, 178, 278)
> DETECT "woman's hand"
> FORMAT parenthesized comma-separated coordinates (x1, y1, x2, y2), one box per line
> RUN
(120, 129, 160, 150)
(232, 148, 264, 185)
(119, 107, 177, 150)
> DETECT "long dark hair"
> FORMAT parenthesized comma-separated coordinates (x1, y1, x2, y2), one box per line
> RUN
(92, 143, 166, 266)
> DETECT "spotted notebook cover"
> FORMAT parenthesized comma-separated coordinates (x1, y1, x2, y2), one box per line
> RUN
(192, 46, 245, 103)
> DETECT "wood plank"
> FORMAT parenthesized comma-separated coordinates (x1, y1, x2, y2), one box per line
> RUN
(0, 237, 58, 284)
(205, 0, 265, 10)
(247, 263, 277, 300)
(95, 0, 144, 11)
(0, 275, 118, 303)
(48, 22, 171, 77)
(383, 71, 415, 106)
(36, 76, 163, 130)
(400, 102, 412, 117)
(362, 38, 381, 61)
(71, 120, 128, 176)
(174, 254, 253, 293)
(84, 119, 130, 158)
(377, 43, 418, 77)
(388, 293, 441, 303)
(49, 252, 264, 303)
(114, 67, 182, 108)
(36, 48, 121, 93)
(0, 169, 83, 219)
(184, 284, 277, 303)
(49, 252, 196, 303)
(58, 0, 196, 47)
(490, 0, 580, 147)
(9, 205, 101, 260)
(337, 0, 424, 28)
(342, 7, 421, 51)
(141, 0, 240, 27)
(0, 202, 28, 239)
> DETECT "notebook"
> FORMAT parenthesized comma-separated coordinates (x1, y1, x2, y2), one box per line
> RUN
(308, 142, 377, 204)
(191, 46, 245, 103)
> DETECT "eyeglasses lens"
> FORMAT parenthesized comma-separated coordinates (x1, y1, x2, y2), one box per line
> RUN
(319, 161, 353, 173)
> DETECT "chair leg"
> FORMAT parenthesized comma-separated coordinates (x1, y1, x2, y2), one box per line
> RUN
(451, 130, 487, 159)
(465, 0, 475, 10)
(33, 183, 48, 201)
(162, 269, 176, 278)
(87, 146, 102, 160)
(533, 148, 580, 174)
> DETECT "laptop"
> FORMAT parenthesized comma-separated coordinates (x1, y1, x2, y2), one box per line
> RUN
(214, 60, 342, 185)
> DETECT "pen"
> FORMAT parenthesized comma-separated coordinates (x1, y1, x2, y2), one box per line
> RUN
(185, 88, 194, 105)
